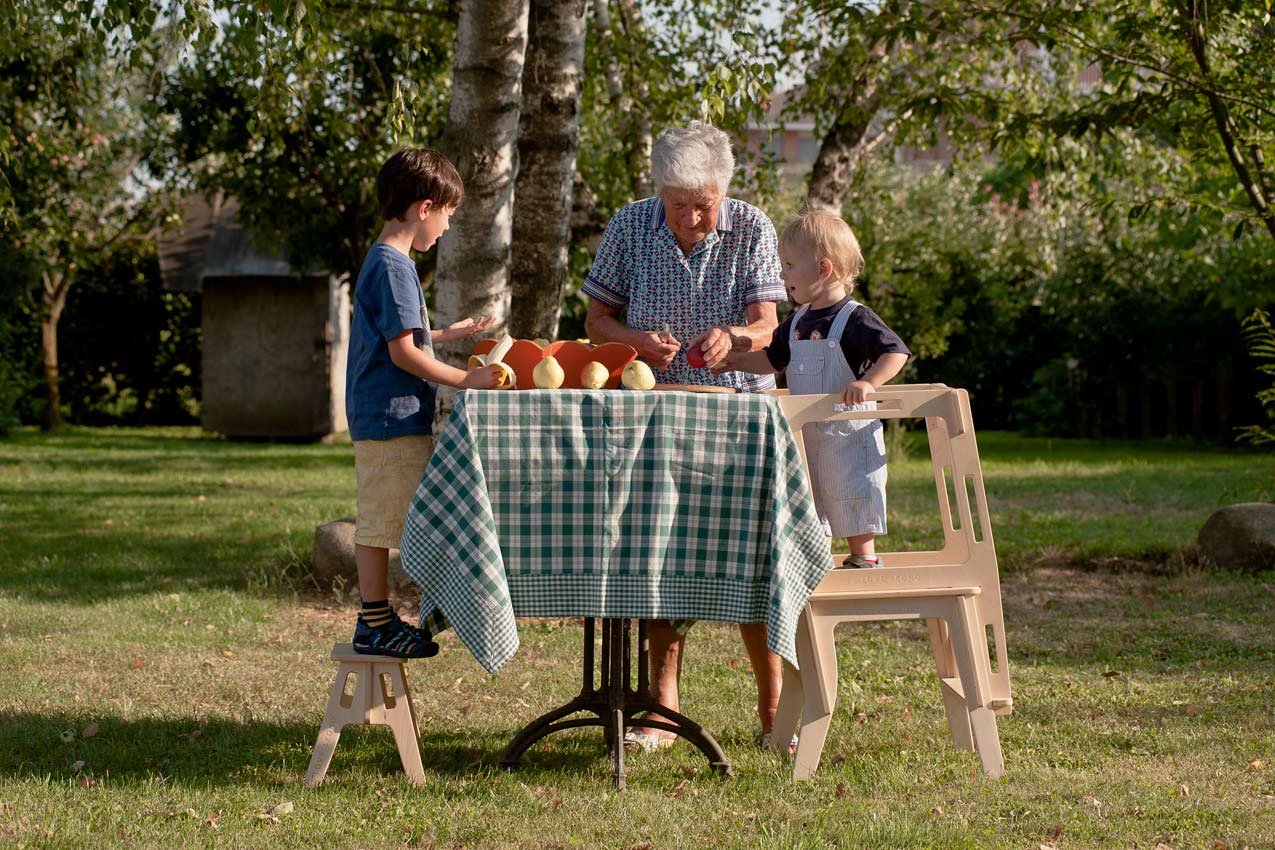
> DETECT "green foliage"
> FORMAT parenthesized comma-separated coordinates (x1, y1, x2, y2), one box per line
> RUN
(843, 148, 1273, 437)
(1235, 308, 1275, 446)
(155, 8, 457, 283)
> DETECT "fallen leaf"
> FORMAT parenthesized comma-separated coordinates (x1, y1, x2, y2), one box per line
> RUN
(519, 681, 530, 691)
(1212, 841, 1227, 850)
(267, 801, 294, 816)
(728, 658, 740, 670)
(1249, 759, 1265, 770)
(131, 658, 145, 669)
(1184, 704, 1201, 715)
(70, 760, 85, 771)
(669, 778, 689, 798)
(81, 722, 98, 738)
(680, 766, 695, 777)
(931, 806, 943, 816)
(874, 695, 893, 704)
(77, 774, 97, 788)
(1102, 670, 1121, 678)
(256, 814, 280, 824)
(1045, 824, 1064, 842)
(628, 843, 652, 850)
(1154, 844, 1173, 850)
(222, 651, 234, 659)
(835, 782, 847, 798)
(1179, 784, 1189, 797)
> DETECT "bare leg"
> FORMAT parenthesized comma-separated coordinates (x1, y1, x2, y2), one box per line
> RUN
(355, 544, 390, 600)
(739, 623, 783, 735)
(636, 620, 683, 738)
(846, 533, 875, 558)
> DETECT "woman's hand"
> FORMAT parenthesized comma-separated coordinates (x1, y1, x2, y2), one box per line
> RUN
(841, 379, 875, 405)
(436, 315, 497, 343)
(640, 330, 681, 370)
(691, 326, 737, 369)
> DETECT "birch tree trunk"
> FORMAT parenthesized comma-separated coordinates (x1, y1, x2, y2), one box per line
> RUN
(509, 0, 588, 341)
(435, 0, 530, 392)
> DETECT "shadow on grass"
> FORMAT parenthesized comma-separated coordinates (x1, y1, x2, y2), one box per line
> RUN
(0, 710, 615, 787)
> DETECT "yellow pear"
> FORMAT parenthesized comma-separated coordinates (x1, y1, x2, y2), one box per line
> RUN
(579, 361, 609, 390)
(620, 360, 656, 391)
(532, 356, 565, 389)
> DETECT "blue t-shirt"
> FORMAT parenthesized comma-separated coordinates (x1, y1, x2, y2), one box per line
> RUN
(345, 243, 437, 440)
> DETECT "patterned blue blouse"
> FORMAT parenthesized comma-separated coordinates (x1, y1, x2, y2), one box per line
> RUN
(581, 197, 786, 391)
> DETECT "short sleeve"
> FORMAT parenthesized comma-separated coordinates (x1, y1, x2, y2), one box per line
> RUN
(742, 211, 786, 306)
(375, 260, 425, 341)
(765, 313, 795, 372)
(581, 208, 632, 308)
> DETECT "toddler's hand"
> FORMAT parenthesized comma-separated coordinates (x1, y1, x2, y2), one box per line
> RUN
(461, 364, 505, 389)
(841, 380, 875, 405)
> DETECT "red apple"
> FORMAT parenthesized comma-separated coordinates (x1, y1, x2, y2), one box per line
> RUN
(686, 344, 706, 369)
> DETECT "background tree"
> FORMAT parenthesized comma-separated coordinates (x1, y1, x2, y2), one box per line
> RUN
(0, 6, 179, 429)
(509, 0, 589, 342)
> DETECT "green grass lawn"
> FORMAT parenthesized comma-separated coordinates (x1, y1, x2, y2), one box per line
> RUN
(1, 426, 1273, 849)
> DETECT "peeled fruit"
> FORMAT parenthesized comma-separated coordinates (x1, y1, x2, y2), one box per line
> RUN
(532, 356, 566, 389)
(621, 360, 656, 391)
(467, 354, 485, 370)
(686, 344, 707, 369)
(579, 361, 609, 390)
(494, 362, 517, 389)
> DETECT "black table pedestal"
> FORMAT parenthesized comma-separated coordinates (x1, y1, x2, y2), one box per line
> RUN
(499, 618, 732, 790)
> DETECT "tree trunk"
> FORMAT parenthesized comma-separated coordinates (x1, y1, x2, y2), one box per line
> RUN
(806, 91, 884, 214)
(39, 268, 71, 431)
(509, 0, 588, 342)
(435, 0, 530, 397)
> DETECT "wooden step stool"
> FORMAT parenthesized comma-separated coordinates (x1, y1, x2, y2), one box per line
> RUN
(304, 643, 425, 786)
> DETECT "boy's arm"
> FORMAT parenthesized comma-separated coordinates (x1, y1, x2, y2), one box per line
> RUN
(842, 352, 909, 404)
(432, 315, 496, 344)
(387, 332, 503, 389)
(715, 349, 778, 376)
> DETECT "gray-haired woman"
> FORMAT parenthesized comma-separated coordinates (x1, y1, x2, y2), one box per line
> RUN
(582, 121, 790, 752)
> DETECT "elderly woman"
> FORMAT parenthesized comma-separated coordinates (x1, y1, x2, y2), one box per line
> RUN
(581, 121, 789, 752)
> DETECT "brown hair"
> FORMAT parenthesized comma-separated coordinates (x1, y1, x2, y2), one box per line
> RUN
(778, 207, 865, 285)
(376, 148, 464, 221)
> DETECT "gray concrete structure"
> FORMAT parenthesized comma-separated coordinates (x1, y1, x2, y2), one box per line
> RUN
(158, 193, 349, 439)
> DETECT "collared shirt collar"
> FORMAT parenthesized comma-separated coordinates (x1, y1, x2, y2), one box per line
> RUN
(648, 196, 735, 232)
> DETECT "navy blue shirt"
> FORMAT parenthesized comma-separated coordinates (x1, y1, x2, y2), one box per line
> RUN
(765, 296, 910, 378)
(345, 243, 437, 440)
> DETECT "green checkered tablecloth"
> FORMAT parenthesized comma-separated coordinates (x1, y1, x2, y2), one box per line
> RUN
(399, 389, 833, 673)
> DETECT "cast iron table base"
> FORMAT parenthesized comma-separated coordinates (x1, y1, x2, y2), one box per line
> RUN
(499, 618, 732, 790)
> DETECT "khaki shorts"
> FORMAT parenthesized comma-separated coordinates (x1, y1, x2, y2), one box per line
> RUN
(353, 434, 436, 549)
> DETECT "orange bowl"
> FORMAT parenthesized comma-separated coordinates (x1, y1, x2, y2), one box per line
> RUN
(470, 339, 637, 389)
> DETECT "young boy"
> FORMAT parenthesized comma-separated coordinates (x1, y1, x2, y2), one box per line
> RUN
(722, 208, 910, 568)
(346, 147, 503, 657)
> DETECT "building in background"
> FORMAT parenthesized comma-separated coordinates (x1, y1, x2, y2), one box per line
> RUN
(158, 192, 349, 440)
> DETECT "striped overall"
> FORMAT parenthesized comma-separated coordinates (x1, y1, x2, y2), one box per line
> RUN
(786, 300, 888, 538)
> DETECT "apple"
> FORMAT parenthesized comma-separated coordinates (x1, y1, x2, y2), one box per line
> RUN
(686, 344, 706, 369)
(532, 355, 565, 389)
(620, 360, 656, 391)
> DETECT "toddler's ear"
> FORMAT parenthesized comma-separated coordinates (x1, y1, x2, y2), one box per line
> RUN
(818, 257, 834, 278)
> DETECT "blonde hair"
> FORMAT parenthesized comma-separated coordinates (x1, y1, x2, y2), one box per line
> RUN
(778, 208, 865, 286)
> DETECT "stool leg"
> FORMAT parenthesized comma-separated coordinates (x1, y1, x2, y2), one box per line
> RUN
(950, 597, 1004, 778)
(927, 616, 974, 751)
(793, 616, 838, 781)
(383, 662, 426, 785)
(305, 663, 358, 787)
